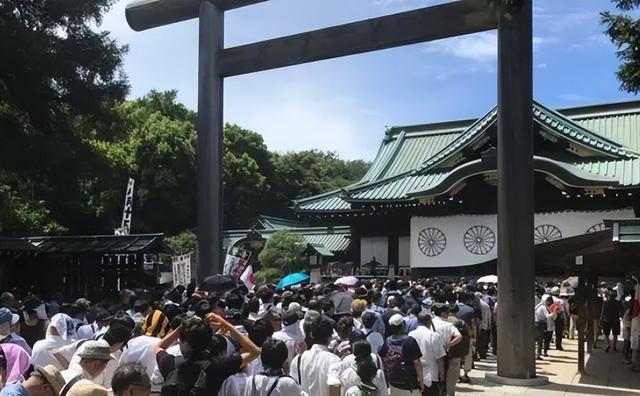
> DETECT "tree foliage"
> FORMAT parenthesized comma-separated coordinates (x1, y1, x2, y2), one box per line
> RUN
(256, 231, 306, 281)
(0, 0, 127, 235)
(602, 0, 640, 93)
(0, 2, 368, 237)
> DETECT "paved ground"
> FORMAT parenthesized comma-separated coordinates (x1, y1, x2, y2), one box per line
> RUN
(458, 339, 640, 395)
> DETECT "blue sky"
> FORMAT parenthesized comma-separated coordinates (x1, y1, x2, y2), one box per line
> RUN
(101, 0, 637, 160)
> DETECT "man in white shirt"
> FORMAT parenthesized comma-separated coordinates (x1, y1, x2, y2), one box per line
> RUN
(409, 313, 446, 396)
(271, 312, 306, 373)
(290, 317, 342, 396)
(431, 304, 462, 396)
(60, 340, 113, 386)
(534, 296, 556, 360)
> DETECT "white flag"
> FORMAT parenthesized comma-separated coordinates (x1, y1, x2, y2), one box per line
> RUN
(240, 265, 254, 290)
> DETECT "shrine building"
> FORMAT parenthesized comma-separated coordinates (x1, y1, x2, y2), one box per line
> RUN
(293, 100, 640, 276)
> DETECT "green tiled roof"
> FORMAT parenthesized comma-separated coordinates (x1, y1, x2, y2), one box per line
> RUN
(574, 158, 640, 186)
(253, 215, 309, 230)
(295, 100, 640, 213)
(305, 231, 351, 253)
(296, 191, 352, 212)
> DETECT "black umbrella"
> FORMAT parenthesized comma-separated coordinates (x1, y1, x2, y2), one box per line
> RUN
(199, 274, 237, 293)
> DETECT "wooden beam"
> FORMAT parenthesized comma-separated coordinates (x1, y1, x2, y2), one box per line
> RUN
(219, 0, 497, 77)
(125, 0, 266, 32)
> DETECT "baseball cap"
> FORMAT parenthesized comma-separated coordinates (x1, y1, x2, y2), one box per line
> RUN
(0, 308, 19, 326)
(34, 365, 66, 395)
(388, 313, 404, 326)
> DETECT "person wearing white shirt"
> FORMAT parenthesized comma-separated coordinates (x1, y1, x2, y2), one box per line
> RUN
(409, 314, 446, 396)
(534, 296, 556, 360)
(339, 341, 386, 396)
(290, 317, 342, 396)
(272, 313, 307, 374)
(244, 338, 305, 396)
(32, 314, 76, 370)
(431, 304, 461, 396)
(60, 340, 113, 386)
(358, 313, 382, 355)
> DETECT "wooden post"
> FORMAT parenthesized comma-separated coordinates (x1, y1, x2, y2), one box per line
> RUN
(196, 0, 224, 281)
(577, 273, 586, 375)
(496, 0, 535, 379)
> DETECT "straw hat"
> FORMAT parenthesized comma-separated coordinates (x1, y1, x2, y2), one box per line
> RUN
(34, 365, 66, 396)
(67, 379, 108, 396)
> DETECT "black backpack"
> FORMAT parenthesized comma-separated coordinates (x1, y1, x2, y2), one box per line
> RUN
(161, 359, 211, 396)
(447, 319, 470, 358)
(381, 336, 417, 388)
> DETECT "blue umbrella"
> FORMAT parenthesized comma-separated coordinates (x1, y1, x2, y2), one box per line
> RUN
(276, 272, 310, 290)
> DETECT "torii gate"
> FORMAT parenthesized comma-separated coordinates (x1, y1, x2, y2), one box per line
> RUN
(126, 0, 542, 383)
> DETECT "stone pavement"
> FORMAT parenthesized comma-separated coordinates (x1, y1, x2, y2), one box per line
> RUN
(457, 339, 640, 395)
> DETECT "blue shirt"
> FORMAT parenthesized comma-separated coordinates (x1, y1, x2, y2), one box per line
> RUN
(5, 333, 32, 355)
(0, 382, 30, 396)
(364, 308, 385, 335)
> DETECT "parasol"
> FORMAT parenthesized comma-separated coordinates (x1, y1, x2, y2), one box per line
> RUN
(476, 275, 498, 284)
(276, 272, 309, 290)
(334, 276, 359, 287)
(199, 274, 237, 293)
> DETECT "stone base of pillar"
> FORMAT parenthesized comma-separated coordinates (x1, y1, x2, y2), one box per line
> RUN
(485, 374, 549, 386)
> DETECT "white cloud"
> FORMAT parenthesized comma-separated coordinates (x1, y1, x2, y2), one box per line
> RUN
(422, 32, 556, 65)
(422, 31, 497, 62)
(537, 63, 547, 69)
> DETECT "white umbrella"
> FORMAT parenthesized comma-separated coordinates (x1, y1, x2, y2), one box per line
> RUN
(564, 276, 578, 288)
(476, 275, 498, 284)
(334, 276, 359, 287)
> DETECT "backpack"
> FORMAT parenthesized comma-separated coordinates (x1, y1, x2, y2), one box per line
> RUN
(380, 337, 416, 387)
(447, 320, 470, 359)
(161, 359, 211, 396)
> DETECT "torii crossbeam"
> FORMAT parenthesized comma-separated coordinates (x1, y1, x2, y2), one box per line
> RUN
(126, 0, 540, 383)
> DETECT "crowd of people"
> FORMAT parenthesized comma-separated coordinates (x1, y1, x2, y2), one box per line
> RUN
(0, 276, 632, 396)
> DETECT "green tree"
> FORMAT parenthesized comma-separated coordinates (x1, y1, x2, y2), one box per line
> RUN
(223, 124, 271, 228)
(256, 231, 306, 281)
(602, 0, 640, 93)
(0, 0, 127, 235)
(90, 90, 197, 234)
(165, 230, 197, 256)
(268, 150, 368, 213)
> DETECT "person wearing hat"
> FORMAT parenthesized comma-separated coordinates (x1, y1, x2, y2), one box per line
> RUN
(272, 312, 306, 373)
(56, 315, 133, 389)
(64, 379, 108, 396)
(0, 308, 31, 355)
(0, 365, 65, 396)
(60, 340, 113, 386)
(379, 313, 423, 395)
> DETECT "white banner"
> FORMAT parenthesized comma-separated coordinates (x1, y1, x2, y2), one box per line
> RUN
(410, 209, 634, 268)
(172, 253, 192, 285)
